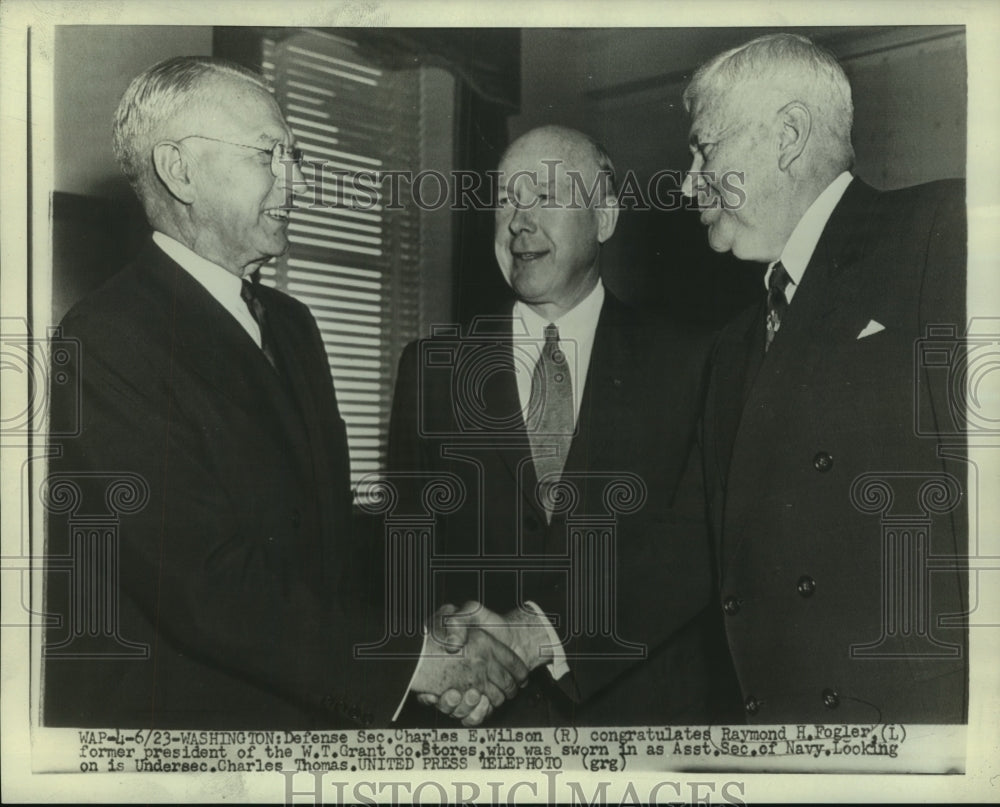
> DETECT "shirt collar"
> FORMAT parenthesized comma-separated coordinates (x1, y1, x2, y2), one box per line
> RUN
(152, 231, 246, 302)
(764, 171, 853, 302)
(513, 281, 605, 344)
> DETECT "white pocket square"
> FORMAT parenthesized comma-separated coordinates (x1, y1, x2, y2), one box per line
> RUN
(857, 320, 885, 339)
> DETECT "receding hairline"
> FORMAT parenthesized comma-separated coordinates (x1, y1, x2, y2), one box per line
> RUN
(499, 125, 614, 184)
(178, 73, 282, 130)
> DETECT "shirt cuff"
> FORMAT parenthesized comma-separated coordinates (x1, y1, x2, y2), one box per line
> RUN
(524, 600, 570, 680)
(392, 629, 431, 722)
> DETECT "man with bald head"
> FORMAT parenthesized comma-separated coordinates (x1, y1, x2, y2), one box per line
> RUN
(44, 56, 529, 729)
(389, 125, 736, 725)
(684, 34, 967, 723)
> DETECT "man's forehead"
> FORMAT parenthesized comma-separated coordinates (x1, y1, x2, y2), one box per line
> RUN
(690, 81, 778, 143)
(191, 79, 289, 141)
(497, 164, 565, 185)
(689, 98, 726, 142)
(498, 143, 595, 185)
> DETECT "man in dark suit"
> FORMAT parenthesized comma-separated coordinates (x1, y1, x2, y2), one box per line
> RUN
(683, 33, 967, 723)
(43, 56, 526, 729)
(389, 125, 737, 726)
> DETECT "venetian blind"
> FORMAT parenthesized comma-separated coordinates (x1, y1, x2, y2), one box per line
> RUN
(259, 30, 422, 497)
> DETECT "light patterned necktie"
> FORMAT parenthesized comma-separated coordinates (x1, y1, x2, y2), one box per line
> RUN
(765, 261, 791, 352)
(526, 323, 574, 521)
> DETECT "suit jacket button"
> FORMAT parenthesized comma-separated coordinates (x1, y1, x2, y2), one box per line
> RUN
(723, 596, 741, 616)
(822, 688, 840, 709)
(813, 452, 833, 472)
(744, 695, 760, 715)
(291, 508, 302, 528)
(797, 575, 816, 597)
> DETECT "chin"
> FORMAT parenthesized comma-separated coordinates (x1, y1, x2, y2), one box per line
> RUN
(706, 230, 733, 255)
(264, 235, 290, 256)
(729, 242, 771, 263)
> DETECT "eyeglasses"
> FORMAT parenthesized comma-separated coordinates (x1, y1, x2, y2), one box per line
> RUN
(178, 135, 305, 178)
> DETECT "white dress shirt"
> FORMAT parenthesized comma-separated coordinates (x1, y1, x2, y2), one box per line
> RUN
(763, 171, 853, 303)
(152, 231, 262, 348)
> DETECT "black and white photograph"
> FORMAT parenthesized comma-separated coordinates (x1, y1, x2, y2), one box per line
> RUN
(1, 0, 998, 803)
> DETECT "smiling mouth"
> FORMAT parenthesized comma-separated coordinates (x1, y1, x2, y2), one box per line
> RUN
(512, 250, 549, 262)
(264, 207, 292, 222)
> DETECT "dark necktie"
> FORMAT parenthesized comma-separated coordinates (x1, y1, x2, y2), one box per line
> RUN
(240, 276, 280, 370)
(765, 261, 791, 352)
(526, 324, 574, 521)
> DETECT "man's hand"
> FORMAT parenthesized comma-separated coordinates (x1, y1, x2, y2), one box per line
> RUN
(420, 601, 557, 723)
(447, 601, 556, 670)
(410, 605, 529, 726)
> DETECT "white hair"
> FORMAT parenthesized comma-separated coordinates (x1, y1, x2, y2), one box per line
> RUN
(112, 56, 269, 204)
(683, 33, 855, 172)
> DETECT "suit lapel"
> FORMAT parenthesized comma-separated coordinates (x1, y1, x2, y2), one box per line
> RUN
(139, 242, 315, 482)
(721, 179, 882, 571)
(743, 178, 880, 413)
(565, 295, 626, 475)
(263, 294, 331, 479)
(560, 296, 641, 535)
(709, 304, 760, 491)
(475, 317, 545, 522)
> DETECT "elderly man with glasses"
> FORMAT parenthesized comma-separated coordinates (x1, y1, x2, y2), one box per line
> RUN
(44, 56, 527, 730)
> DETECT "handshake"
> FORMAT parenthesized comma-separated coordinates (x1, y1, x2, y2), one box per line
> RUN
(409, 602, 556, 726)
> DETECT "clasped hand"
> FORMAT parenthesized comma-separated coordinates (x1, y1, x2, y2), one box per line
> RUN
(410, 602, 553, 726)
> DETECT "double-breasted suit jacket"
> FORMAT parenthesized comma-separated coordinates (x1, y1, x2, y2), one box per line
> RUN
(45, 239, 418, 729)
(703, 178, 968, 724)
(388, 291, 739, 726)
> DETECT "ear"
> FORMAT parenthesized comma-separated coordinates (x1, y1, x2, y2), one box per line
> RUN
(777, 102, 811, 172)
(595, 194, 620, 245)
(152, 141, 196, 204)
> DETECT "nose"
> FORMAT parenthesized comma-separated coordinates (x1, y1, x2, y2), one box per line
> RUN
(508, 202, 536, 234)
(291, 160, 309, 189)
(681, 153, 704, 199)
(278, 159, 311, 204)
